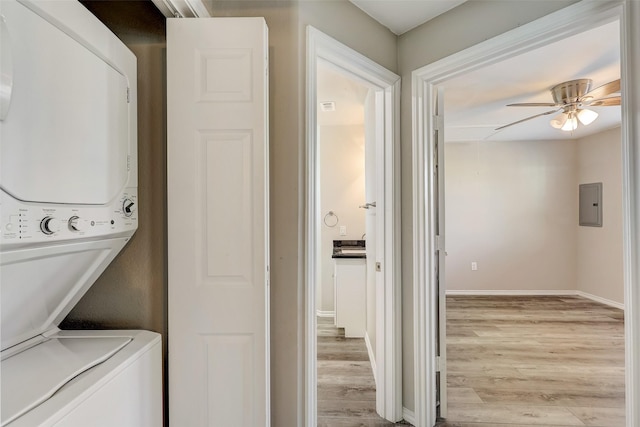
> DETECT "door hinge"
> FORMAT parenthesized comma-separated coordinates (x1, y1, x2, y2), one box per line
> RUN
(375, 262, 382, 272)
(127, 154, 131, 171)
(433, 114, 444, 131)
(436, 356, 442, 372)
(126, 87, 130, 103)
(435, 235, 444, 251)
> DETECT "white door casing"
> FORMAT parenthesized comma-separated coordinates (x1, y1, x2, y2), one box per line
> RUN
(306, 26, 402, 424)
(167, 18, 270, 427)
(412, 2, 640, 426)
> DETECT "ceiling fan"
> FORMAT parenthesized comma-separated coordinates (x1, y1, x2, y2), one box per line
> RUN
(496, 78, 621, 131)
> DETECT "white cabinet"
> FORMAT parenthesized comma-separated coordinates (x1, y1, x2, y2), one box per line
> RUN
(334, 258, 366, 337)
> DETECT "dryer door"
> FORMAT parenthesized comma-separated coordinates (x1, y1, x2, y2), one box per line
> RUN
(0, 0, 131, 205)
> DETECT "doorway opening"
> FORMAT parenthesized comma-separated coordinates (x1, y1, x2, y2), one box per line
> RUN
(305, 26, 401, 426)
(412, 2, 639, 426)
(315, 60, 375, 424)
(440, 18, 625, 426)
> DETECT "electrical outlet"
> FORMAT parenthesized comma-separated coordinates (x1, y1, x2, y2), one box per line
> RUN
(339, 226, 347, 236)
(471, 262, 478, 271)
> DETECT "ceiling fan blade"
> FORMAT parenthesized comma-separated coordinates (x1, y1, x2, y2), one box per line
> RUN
(495, 108, 561, 131)
(583, 79, 621, 101)
(588, 96, 621, 107)
(507, 102, 559, 107)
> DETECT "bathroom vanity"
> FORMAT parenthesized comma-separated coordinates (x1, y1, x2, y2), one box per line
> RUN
(332, 240, 366, 338)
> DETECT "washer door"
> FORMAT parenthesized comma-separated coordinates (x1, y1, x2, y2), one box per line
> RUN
(0, 0, 130, 205)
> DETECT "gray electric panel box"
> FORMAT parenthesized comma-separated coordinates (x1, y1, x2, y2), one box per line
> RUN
(579, 182, 603, 227)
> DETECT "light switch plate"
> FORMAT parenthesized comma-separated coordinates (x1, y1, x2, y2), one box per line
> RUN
(339, 226, 347, 236)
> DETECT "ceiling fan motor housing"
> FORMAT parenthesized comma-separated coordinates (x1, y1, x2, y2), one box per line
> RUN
(551, 78, 592, 105)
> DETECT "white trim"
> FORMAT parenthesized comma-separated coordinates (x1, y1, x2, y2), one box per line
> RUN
(577, 291, 625, 311)
(364, 331, 377, 385)
(315, 310, 335, 318)
(150, 0, 210, 18)
(445, 289, 625, 310)
(412, 2, 639, 427)
(306, 26, 402, 426)
(445, 289, 576, 296)
(402, 407, 416, 426)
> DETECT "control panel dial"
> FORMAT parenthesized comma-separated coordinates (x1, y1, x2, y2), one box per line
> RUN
(68, 216, 85, 232)
(40, 216, 60, 235)
(122, 199, 135, 217)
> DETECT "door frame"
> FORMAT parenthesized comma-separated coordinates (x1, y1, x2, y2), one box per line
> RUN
(411, 1, 640, 426)
(305, 26, 402, 425)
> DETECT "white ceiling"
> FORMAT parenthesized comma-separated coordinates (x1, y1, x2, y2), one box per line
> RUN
(443, 20, 621, 142)
(349, 0, 466, 35)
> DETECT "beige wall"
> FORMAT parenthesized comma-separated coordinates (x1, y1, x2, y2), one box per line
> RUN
(443, 129, 624, 303)
(319, 125, 367, 312)
(577, 127, 624, 304)
(444, 140, 578, 292)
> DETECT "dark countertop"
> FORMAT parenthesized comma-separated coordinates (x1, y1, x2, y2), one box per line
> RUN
(332, 239, 366, 259)
(332, 252, 366, 259)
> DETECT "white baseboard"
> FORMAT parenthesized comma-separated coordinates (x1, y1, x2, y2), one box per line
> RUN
(316, 310, 335, 318)
(446, 289, 624, 310)
(402, 407, 416, 425)
(446, 289, 575, 296)
(576, 290, 624, 310)
(364, 331, 376, 385)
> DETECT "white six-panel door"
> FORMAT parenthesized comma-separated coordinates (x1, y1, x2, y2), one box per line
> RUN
(167, 18, 270, 427)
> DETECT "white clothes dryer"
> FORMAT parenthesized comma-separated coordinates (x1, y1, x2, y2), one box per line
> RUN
(0, 1, 161, 426)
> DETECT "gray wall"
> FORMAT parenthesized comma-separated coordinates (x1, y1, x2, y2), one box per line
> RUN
(397, 0, 578, 412)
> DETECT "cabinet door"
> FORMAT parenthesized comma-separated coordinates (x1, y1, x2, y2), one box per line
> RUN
(168, 18, 270, 427)
(334, 259, 366, 337)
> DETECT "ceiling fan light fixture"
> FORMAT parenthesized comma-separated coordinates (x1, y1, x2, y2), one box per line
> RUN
(550, 112, 568, 129)
(561, 113, 578, 131)
(577, 108, 599, 125)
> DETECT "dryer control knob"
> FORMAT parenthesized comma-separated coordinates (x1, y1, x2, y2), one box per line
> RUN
(123, 199, 135, 217)
(68, 216, 84, 232)
(40, 217, 60, 235)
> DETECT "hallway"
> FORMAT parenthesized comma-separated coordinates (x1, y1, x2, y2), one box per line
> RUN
(317, 317, 408, 426)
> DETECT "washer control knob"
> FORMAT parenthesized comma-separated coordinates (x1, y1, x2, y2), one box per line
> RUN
(123, 199, 135, 217)
(68, 216, 84, 232)
(40, 217, 60, 235)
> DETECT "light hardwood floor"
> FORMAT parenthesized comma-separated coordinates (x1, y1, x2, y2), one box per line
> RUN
(440, 295, 625, 427)
(317, 317, 409, 427)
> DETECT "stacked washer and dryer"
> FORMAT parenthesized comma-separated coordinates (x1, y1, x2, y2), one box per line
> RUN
(0, 1, 162, 426)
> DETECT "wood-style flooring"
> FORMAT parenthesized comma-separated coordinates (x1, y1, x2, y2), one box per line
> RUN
(440, 295, 625, 427)
(317, 317, 410, 426)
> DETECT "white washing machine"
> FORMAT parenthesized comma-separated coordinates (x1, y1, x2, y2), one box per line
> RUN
(0, 1, 162, 426)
